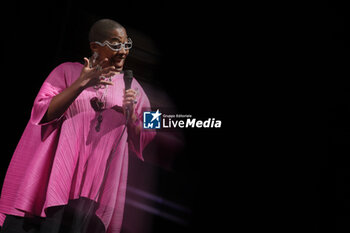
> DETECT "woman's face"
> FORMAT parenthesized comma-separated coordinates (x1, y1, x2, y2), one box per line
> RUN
(90, 27, 130, 72)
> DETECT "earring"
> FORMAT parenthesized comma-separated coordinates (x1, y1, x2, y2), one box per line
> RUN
(91, 52, 99, 67)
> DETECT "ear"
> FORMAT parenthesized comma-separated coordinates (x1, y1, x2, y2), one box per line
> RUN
(90, 42, 99, 52)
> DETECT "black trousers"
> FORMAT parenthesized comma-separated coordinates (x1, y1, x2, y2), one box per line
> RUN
(0, 198, 105, 233)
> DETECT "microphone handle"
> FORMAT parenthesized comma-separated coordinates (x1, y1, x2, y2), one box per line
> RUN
(123, 70, 133, 120)
(123, 70, 133, 90)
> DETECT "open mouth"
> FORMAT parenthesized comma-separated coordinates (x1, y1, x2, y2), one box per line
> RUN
(112, 56, 125, 67)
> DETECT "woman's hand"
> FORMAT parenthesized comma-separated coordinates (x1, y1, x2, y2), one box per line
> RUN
(43, 57, 117, 123)
(123, 88, 138, 116)
(78, 57, 117, 90)
(123, 88, 141, 136)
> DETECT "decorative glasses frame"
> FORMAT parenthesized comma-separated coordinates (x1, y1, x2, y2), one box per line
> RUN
(94, 38, 132, 52)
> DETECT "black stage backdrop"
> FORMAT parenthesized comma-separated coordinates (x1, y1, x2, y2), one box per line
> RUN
(321, 0, 347, 232)
(0, 1, 341, 233)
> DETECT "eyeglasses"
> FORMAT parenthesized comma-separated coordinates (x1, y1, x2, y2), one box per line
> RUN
(94, 38, 132, 52)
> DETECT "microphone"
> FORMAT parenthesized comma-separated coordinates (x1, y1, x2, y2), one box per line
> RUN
(123, 70, 133, 90)
(123, 70, 133, 120)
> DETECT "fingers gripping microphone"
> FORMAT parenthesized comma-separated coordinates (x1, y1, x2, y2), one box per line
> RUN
(123, 70, 133, 120)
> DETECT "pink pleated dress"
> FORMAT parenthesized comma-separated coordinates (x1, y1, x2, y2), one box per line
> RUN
(0, 62, 156, 233)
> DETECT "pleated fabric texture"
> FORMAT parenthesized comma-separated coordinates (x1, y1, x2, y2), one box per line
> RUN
(1, 197, 105, 233)
(0, 62, 156, 233)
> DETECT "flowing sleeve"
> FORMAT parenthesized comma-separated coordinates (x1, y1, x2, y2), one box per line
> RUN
(30, 63, 69, 140)
(30, 63, 68, 126)
(127, 79, 156, 161)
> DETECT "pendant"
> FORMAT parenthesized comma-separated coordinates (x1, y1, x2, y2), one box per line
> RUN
(90, 97, 105, 111)
(95, 114, 103, 132)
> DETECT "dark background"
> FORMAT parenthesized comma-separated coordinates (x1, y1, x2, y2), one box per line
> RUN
(1, 0, 345, 232)
(318, 0, 346, 232)
(0, 0, 232, 232)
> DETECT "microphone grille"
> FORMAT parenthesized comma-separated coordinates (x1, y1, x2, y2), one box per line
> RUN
(124, 70, 133, 78)
(123, 70, 133, 90)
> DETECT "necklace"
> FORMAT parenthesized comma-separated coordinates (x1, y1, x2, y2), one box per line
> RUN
(93, 76, 115, 132)
(88, 57, 114, 132)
